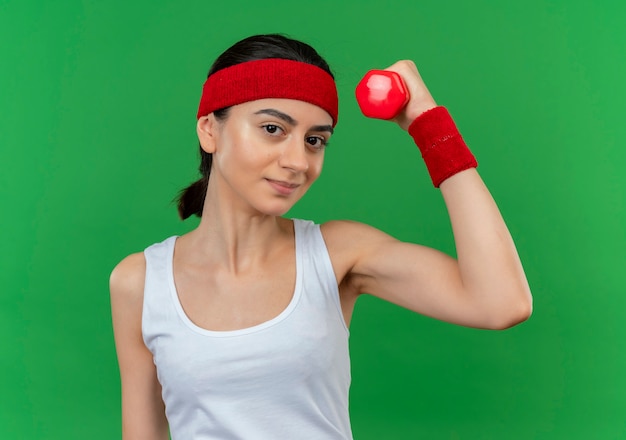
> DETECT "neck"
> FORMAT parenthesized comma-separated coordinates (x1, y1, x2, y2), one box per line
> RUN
(181, 182, 292, 274)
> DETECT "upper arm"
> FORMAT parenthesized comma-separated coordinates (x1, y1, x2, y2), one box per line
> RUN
(322, 220, 492, 328)
(110, 253, 169, 440)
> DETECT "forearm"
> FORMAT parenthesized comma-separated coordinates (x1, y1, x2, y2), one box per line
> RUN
(439, 168, 532, 328)
(406, 103, 531, 328)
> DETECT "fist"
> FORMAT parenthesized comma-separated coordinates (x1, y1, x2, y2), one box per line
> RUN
(356, 60, 438, 131)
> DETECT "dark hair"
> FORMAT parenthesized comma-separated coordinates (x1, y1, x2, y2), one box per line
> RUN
(176, 34, 334, 220)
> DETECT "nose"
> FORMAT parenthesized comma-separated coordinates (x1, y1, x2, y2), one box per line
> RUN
(278, 138, 309, 173)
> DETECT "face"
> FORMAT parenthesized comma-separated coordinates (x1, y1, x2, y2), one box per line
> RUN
(198, 98, 334, 217)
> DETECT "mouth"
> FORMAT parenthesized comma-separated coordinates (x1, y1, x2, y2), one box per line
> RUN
(265, 178, 301, 195)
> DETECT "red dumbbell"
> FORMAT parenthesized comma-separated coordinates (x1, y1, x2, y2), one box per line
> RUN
(355, 70, 410, 120)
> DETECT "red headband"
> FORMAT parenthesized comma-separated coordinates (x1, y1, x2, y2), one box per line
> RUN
(196, 58, 339, 126)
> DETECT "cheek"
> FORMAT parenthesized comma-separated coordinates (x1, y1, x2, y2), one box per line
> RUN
(307, 155, 325, 181)
(217, 127, 261, 168)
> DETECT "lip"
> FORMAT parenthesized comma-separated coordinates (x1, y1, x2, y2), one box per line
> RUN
(265, 178, 300, 195)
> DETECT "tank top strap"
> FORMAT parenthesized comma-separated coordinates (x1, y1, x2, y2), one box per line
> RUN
(293, 219, 348, 334)
(142, 236, 178, 351)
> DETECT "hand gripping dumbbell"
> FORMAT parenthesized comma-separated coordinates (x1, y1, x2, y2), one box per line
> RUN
(355, 70, 409, 120)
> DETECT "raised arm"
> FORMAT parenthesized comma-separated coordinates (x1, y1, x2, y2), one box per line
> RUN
(110, 253, 169, 439)
(323, 61, 532, 330)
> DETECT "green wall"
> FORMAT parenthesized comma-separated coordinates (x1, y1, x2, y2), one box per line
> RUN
(2, 0, 625, 438)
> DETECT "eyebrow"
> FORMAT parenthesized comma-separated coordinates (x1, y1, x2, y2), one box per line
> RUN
(254, 108, 334, 134)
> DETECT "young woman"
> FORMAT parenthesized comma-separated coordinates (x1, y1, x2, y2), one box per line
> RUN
(110, 34, 532, 439)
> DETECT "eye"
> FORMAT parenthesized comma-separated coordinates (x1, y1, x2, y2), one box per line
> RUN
(262, 124, 283, 136)
(306, 136, 328, 150)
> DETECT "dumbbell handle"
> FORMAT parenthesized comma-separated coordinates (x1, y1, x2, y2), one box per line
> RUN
(355, 70, 410, 120)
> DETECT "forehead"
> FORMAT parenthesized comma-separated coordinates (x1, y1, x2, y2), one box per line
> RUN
(236, 98, 334, 125)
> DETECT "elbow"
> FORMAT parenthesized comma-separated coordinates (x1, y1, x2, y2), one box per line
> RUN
(485, 292, 533, 330)
(494, 301, 532, 330)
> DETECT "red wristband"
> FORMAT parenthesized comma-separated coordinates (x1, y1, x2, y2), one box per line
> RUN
(408, 106, 477, 187)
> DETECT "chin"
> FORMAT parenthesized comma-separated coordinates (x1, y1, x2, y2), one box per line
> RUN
(256, 199, 299, 217)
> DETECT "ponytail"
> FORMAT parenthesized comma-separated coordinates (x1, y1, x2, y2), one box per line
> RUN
(177, 176, 208, 220)
(177, 146, 214, 219)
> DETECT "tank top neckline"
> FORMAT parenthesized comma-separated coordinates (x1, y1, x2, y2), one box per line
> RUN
(164, 219, 305, 338)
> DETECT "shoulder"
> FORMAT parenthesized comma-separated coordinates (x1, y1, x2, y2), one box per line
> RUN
(321, 219, 397, 250)
(320, 220, 399, 276)
(109, 252, 146, 308)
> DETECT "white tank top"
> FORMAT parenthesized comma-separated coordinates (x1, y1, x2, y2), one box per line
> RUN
(142, 219, 353, 439)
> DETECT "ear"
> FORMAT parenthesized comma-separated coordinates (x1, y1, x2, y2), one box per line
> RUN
(197, 114, 219, 154)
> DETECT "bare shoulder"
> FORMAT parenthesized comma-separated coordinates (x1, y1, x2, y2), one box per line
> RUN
(110, 252, 147, 346)
(321, 219, 397, 252)
(109, 252, 146, 308)
(320, 220, 399, 277)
